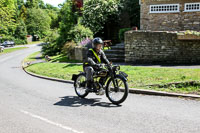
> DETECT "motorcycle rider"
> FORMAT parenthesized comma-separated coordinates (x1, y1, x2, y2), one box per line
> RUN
(83, 37, 110, 92)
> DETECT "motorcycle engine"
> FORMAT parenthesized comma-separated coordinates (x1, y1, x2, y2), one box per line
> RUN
(93, 82, 105, 95)
(93, 82, 101, 90)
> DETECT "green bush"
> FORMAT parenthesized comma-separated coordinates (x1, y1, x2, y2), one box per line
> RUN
(43, 29, 59, 44)
(62, 41, 76, 57)
(41, 29, 60, 56)
(14, 38, 27, 45)
(1, 36, 15, 42)
(41, 42, 59, 56)
(70, 22, 93, 44)
(119, 28, 131, 42)
(0, 35, 27, 45)
(177, 30, 200, 36)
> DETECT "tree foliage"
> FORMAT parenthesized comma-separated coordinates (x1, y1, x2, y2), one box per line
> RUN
(0, 0, 17, 36)
(120, 0, 140, 28)
(58, 0, 78, 45)
(15, 18, 27, 43)
(70, 21, 93, 44)
(82, 0, 121, 34)
(25, 0, 39, 8)
(26, 8, 51, 38)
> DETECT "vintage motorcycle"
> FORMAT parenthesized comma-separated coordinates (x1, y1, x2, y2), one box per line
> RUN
(72, 64, 129, 105)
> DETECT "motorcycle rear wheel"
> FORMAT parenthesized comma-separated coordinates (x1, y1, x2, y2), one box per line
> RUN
(74, 74, 89, 98)
(106, 75, 128, 105)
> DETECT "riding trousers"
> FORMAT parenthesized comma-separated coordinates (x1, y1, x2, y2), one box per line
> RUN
(84, 66, 94, 81)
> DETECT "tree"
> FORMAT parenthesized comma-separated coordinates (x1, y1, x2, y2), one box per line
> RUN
(26, 8, 51, 38)
(25, 0, 39, 8)
(46, 9, 59, 29)
(58, 0, 78, 44)
(120, 0, 140, 28)
(38, 0, 46, 9)
(82, 0, 121, 34)
(14, 18, 28, 44)
(19, 5, 27, 22)
(17, 0, 24, 10)
(0, 0, 17, 36)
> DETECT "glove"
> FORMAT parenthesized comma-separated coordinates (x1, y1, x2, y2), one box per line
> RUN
(95, 64, 102, 69)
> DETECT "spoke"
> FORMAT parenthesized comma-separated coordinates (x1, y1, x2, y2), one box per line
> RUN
(108, 78, 125, 102)
(76, 75, 87, 96)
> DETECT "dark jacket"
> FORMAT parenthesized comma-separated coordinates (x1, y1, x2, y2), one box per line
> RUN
(84, 48, 109, 67)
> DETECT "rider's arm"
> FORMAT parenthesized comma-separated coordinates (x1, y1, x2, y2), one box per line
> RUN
(87, 50, 96, 65)
(101, 50, 110, 64)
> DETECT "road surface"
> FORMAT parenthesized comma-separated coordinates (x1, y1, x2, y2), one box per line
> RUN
(0, 44, 200, 133)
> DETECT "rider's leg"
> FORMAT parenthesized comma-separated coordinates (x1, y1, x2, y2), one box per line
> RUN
(84, 66, 94, 91)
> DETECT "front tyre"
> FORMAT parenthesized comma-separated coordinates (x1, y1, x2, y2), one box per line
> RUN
(106, 75, 129, 105)
(74, 73, 89, 98)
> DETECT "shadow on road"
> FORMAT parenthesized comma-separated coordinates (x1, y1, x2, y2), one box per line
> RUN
(54, 96, 121, 108)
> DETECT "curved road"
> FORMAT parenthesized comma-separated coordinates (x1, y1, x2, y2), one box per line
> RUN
(0, 44, 200, 133)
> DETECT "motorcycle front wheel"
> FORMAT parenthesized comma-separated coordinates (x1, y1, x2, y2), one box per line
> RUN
(106, 75, 129, 105)
(74, 73, 89, 98)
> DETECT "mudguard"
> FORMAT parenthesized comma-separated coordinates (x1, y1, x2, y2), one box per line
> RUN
(118, 73, 128, 81)
(71, 74, 78, 81)
(72, 72, 86, 81)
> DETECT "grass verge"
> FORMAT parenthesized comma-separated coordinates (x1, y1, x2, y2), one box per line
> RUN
(27, 41, 43, 45)
(24, 51, 42, 62)
(24, 52, 200, 95)
(0, 47, 28, 55)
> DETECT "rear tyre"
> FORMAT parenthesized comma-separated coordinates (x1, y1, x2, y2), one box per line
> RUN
(106, 75, 128, 105)
(74, 73, 89, 98)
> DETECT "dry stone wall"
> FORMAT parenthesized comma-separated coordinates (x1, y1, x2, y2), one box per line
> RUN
(125, 30, 200, 64)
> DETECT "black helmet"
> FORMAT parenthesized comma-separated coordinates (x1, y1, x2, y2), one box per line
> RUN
(92, 37, 103, 48)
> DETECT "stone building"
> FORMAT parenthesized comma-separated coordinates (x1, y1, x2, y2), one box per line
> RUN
(140, 0, 200, 31)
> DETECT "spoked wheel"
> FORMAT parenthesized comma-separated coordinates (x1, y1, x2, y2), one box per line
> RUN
(106, 75, 129, 105)
(74, 74, 89, 98)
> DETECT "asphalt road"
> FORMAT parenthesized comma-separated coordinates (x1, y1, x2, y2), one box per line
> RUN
(0, 44, 200, 133)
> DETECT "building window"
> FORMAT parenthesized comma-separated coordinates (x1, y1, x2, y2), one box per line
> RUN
(150, 4, 180, 13)
(185, 3, 200, 12)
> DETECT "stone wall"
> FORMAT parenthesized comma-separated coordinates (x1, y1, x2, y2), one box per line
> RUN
(140, 0, 200, 31)
(69, 46, 87, 61)
(125, 30, 200, 64)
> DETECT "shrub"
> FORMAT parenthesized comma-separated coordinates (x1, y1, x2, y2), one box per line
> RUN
(14, 38, 27, 45)
(41, 29, 60, 56)
(41, 42, 59, 56)
(1, 35, 27, 45)
(62, 41, 76, 57)
(70, 22, 93, 44)
(79, 37, 92, 47)
(177, 30, 200, 36)
(119, 28, 131, 42)
(43, 29, 59, 44)
(1, 36, 15, 42)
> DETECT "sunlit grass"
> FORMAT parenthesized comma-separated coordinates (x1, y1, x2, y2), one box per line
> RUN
(24, 52, 200, 95)
(0, 47, 28, 55)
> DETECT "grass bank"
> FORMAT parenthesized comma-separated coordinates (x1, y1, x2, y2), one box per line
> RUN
(25, 53, 200, 95)
(0, 47, 28, 55)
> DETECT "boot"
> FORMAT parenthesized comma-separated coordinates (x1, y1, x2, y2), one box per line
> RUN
(86, 80, 93, 92)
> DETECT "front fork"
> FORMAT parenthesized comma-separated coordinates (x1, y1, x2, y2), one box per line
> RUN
(111, 74, 119, 92)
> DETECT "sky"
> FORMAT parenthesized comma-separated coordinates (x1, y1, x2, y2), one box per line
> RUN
(42, 0, 66, 7)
